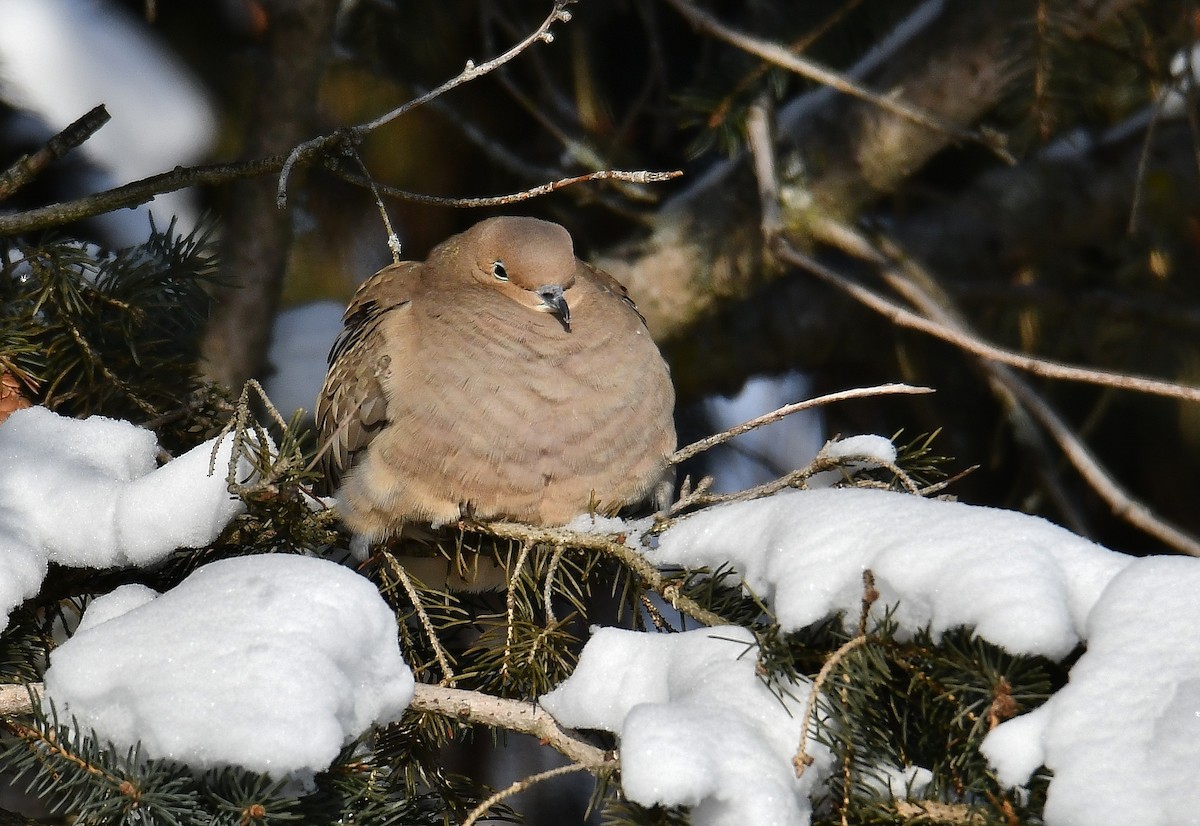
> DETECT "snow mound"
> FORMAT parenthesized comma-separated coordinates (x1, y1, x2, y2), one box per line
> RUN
(653, 488, 1130, 659)
(0, 407, 256, 628)
(44, 554, 413, 779)
(983, 556, 1200, 824)
(542, 625, 832, 826)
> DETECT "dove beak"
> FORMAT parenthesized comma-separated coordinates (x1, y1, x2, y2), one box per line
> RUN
(534, 285, 571, 329)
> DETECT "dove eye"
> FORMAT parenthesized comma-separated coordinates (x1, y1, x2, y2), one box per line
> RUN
(491, 261, 509, 282)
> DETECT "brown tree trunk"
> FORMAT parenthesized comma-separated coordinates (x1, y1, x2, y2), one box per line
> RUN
(201, 0, 340, 390)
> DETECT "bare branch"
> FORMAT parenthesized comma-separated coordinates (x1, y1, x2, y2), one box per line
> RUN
(380, 550, 459, 685)
(780, 229, 1200, 556)
(794, 570, 877, 777)
(463, 763, 593, 826)
(777, 236, 1200, 406)
(409, 683, 612, 770)
(0, 683, 37, 716)
(0, 681, 612, 775)
(276, 0, 577, 207)
(349, 169, 683, 209)
(0, 157, 284, 237)
(0, 105, 111, 203)
(745, 94, 781, 241)
(670, 383, 934, 465)
(664, 449, 914, 519)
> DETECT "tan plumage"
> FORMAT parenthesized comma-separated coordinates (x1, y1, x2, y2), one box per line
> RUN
(315, 216, 676, 555)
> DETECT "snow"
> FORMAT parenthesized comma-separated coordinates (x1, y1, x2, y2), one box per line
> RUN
(541, 625, 832, 826)
(6, 403, 1200, 823)
(44, 554, 413, 780)
(983, 556, 1200, 825)
(652, 487, 1130, 659)
(0, 0, 216, 245)
(817, 434, 897, 466)
(860, 762, 933, 800)
(564, 512, 657, 549)
(0, 407, 256, 627)
(266, 301, 346, 421)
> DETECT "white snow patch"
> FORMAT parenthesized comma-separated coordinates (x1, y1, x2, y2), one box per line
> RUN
(817, 434, 897, 467)
(860, 762, 934, 800)
(0, 407, 257, 628)
(983, 556, 1200, 824)
(542, 625, 832, 826)
(44, 554, 413, 779)
(563, 513, 657, 549)
(653, 488, 1131, 659)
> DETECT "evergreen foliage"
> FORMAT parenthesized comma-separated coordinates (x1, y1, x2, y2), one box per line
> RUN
(0, 222, 229, 454)
(0, 264, 1056, 824)
(3, 2, 1194, 823)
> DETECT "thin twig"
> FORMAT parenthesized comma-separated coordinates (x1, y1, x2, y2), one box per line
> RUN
(463, 762, 592, 826)
(664, 450, 914, 521)
(0, 157, 676, 239)
(0, 157, 285, 237)
(502, 540, 535, 684)
(381, 551, 457, 685)
(670, 383, 934, 465)
(277, 1, 577, 207)
(0, 105, 111, 203)
(917, 464, 979, 496)
(345, 168, 682, 209)
(343, 145, 402, 263)
(706, 0, 865, 131)
(745, 93, 782, 242)
(543, 545, 566, 626)
(794, 635, 869, 777)
(795, 570, 877, 778)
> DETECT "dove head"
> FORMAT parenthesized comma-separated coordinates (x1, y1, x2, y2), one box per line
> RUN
(463, 216, 578, 329)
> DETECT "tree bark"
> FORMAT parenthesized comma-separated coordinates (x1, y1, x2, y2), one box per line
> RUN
(201, 0, 340, 389)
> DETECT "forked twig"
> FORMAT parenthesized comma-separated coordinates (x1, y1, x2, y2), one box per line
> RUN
(347, 168, 682, 209)
(780, 229, 1200, 556)
(794, 570, 878, 777)
(277, 1, 576, 206)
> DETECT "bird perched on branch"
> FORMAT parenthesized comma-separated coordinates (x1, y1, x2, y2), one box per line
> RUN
(315, 216, 676, 582)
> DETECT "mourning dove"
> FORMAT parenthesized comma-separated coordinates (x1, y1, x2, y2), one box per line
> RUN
(315, 216, 676, 568)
